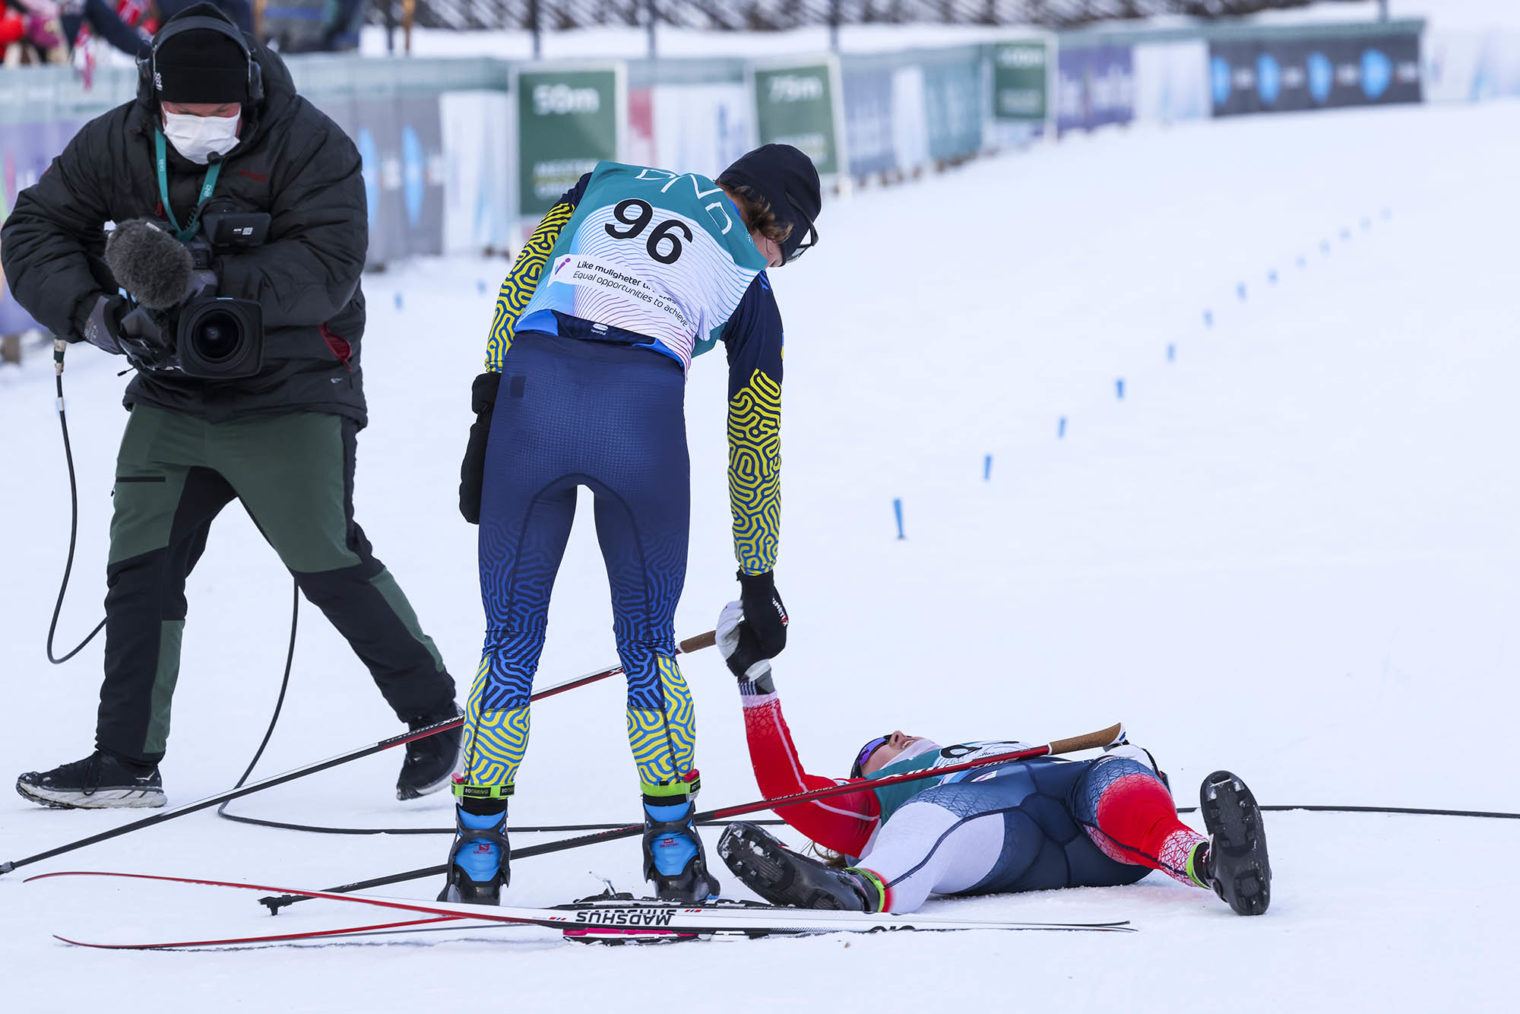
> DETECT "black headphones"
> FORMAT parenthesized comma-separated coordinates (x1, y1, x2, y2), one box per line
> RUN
(136, 15, 264, 105)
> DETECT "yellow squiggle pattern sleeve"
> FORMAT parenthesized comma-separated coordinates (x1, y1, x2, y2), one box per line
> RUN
(727, 367, 781, 574)
(483, 200, 577, 371)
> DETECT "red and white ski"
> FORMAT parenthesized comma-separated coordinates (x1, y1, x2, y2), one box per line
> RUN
(28, 870, 1135, 949)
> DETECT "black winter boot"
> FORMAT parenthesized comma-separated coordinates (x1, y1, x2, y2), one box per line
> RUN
(397, 704, 463, 800)
(16, 750, 165, 809)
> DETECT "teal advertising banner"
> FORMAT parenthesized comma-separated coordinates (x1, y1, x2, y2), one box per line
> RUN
(751, 58, 843, 176)
(516, 66, 624, 218)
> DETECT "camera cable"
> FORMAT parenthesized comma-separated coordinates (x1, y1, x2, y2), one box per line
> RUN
(46, 338, 107, 664)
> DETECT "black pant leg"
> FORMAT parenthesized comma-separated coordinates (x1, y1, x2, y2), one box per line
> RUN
(98, 466, 235, 763)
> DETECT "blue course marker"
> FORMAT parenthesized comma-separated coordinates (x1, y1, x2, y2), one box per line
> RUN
(1058, 416, 1067, 439)
(983, 454, 993, 481)
(1321, 240, 1331, 254)
(1268, 269, 1278, 284)
(1167, 344, 1176, 362)
(394, 292, 404, 311)
(1116, 378, 1125, 400)
(1237, 282, 1247, 301)
(1297, 255, 1306, 268)
(893, 498, 906, 540)
(1203, 309, 1213, 328)
(1340, 227, 1351, 241)
(477, 279, 489, 295)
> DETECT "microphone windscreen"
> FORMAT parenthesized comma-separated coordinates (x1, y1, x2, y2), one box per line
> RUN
(105, 220, 193, 310)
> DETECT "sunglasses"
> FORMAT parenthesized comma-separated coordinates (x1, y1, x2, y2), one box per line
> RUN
(850, 733, 894, 779)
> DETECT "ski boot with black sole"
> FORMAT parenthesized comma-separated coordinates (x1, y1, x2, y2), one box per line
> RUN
(438, 804, 510, 906)
(1199, 770, 1271, 916)
(642, 800, 720, 903)
(717, 822, 883, 912)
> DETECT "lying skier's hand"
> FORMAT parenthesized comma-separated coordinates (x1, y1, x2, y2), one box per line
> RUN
(717, 600, 774, 692)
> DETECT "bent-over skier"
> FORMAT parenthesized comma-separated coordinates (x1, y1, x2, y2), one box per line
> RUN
(444, 146, 821, 905)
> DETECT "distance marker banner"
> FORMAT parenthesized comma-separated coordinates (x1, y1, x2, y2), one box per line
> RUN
(516, 66, 625, 219)
(992, 40, 1050, 121)
(751, 56, 845, 178)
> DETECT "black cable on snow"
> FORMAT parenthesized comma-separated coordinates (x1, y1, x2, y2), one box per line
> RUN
(46, 349, 107, 665)
(215, 806, 787, 836)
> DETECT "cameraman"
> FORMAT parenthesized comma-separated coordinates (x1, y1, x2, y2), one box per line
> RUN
(0, 3, 461, 808)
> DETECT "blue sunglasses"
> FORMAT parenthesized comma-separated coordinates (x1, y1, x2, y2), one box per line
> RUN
(850, 733, 894, 779)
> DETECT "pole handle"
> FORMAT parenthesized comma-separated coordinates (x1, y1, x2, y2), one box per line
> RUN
(1049, 722, 1124, 756)
(678, 629, 716, 654)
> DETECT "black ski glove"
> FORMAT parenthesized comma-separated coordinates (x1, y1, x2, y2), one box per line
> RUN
(459, 371, 502, 525)
(735, 569, 787, 660)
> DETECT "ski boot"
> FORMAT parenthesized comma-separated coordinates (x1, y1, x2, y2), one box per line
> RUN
(642, 799, 720, 902)
(1197, 770, 1271, 916)
(16, 750, 165, 809)
(439, 802, 510, 905)
(397, 703, 464, 801)
(717, 822, 885, 912)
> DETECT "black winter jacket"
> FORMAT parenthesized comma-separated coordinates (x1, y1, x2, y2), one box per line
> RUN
(0, 17, 369, 425)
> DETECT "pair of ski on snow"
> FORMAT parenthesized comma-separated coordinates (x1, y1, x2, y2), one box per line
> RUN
(29, 870, 1135, 949)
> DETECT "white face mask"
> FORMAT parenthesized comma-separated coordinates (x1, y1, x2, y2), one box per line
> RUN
(162, 111, 241, 165)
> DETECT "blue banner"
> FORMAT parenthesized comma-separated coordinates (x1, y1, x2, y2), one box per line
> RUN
(1057, 45, 1135, 136)
(1210, 31, 1423, 116)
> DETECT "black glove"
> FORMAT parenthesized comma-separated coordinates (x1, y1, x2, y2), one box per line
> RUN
(459, 371, 502, 524)
(76, 294, 128, 354)
(116, 305, 178, 372)
(736, 569, 787, 660)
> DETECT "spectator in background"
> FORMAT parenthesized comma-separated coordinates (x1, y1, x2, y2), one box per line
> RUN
(1, 5, 26, 58)
(1, 0, 68, 63)
(2, 0, 150, 58)
(259, 0, 365, 54)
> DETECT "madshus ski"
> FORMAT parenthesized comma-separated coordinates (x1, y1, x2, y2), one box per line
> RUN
(27, 871, 1134, 949)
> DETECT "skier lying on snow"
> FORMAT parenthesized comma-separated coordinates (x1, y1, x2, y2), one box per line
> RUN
(709, 602, 1272, 917)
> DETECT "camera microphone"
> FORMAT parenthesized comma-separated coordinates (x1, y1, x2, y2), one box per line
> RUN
(103, 220, 193, 310)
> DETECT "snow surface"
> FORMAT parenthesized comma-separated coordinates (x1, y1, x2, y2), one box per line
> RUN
(2, 99, 1519, 1011)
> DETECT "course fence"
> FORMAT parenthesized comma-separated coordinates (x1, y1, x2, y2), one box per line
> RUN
(0, 14, 1479, 338)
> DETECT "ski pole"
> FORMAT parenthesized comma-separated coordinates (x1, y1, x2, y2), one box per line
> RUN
(0, 631, 717, 877)
(260, 721, 1124, 912)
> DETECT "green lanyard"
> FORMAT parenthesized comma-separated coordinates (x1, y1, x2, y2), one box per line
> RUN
(154, 129, 223, 242)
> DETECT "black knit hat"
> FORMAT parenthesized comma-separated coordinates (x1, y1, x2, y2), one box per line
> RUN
(153, 22, 250, 104)
(717, 144, 822, 264)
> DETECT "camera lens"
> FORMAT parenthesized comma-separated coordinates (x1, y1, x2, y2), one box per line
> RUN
(191, 309, 243, 363)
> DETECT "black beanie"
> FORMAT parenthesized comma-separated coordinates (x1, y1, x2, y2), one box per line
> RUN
(153, 26, 249, 104)
(717, 144, 822, 263)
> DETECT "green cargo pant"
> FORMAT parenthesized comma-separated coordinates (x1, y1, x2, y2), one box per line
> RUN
(100, 404, 454, 763)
